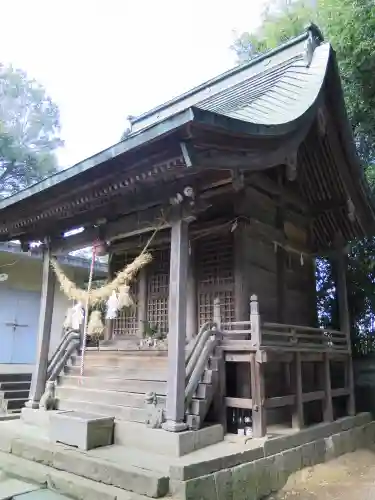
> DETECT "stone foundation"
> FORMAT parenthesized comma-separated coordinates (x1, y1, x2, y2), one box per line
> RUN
(0, 413, 373, 500)
(170, 413, 375, 500)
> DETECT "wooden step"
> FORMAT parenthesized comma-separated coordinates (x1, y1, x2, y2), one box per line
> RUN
(72, 355, 168, 369)
(1, 398, 26, 411)
(65, 365, 168, 381)
(0, 390, 29, 400)
(56, 398, 148, 423)
(0, 381, 31, 392)
(55, 386, 166, 409)
(58, 375, 167, 395)
(0, 373, 32, 383)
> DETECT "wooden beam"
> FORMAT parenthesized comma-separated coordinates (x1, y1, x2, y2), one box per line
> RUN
(332, 387, 350, 398)
(248, 173, 309, 213)
(163, 218, 190, 432)
(302, 390, 325, 403)
(225, 397, 253, 409)
(266, 395, 295, 408)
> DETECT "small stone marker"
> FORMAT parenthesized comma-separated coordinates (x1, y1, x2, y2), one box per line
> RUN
(49, 411, 114, 451)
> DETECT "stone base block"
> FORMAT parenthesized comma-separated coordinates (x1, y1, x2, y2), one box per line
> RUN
(49, 411, 114, 451)
(114, 421, 224, 457)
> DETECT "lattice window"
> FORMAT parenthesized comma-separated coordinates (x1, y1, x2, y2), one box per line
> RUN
(147, 247, 170, 335)
(111, 252, 138, 336)
(196, 234, 235, 326)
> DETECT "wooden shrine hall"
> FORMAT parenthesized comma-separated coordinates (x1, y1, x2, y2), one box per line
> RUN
(0, 24, 374, 445)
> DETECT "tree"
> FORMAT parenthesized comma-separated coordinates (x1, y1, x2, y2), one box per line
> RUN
(231, 0, 375, 352)
(0, 65, 63, 198)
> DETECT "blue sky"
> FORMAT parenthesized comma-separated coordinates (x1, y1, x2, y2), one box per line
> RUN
(1, 0, 265, 168)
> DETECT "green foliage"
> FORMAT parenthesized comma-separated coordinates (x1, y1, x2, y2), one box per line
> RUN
(0, 65, 63, 198)
(232, 0, 375, 352)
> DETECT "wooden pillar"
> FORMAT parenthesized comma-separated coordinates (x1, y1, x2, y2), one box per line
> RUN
(275, 192, 286, 323)
(234, 221, 249, 321)
(320, 353, 333, 422)
(291, 352, 304, 429)
(26, 247, 56, 408)
(251, 353, 266, 437)
(335, 239, 355, 416)
(137, 267, 148, 338)
(186, 242, 197, 340)
(163, 218, 190, 432)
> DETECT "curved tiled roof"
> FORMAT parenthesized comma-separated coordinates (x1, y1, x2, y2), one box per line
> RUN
(0, 24, 373, 246)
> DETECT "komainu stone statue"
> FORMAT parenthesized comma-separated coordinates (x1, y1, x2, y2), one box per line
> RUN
(144, 391, 164, 428)
(39, 381, 56, 411)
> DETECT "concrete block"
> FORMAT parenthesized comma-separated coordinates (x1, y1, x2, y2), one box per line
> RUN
(231, 462, 257, 500)
(282, 446, 303, 476)
(47, 470, 117, 500)
(21, 408, 54, 428)
(114, 421, 223, 457)
(301, 442, 316, 468)
(0, 430, 13, 452)
(0, 477, 41, 499)
(222, 446, 264, 470)
(50, 411, 114, 451)
(194, 425, 224, 452)
(364, 421, 375, 445)
(182, 475, 217, 500)
(12, 438, 54, 466)
(252, 457, 274, 498)
(0, 450, 148, 500)
(170, 456, 224, 481)
(170, 445, 264, 482)
(53, 448, 169, 498)
(214, 469, 233, 500)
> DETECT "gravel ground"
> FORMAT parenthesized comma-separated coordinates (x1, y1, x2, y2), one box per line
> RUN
(267, 449, 375, 499)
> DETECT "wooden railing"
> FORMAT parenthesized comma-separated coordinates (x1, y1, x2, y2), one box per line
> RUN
(216, 295, 350, 353)
(261, 323, 350, 353)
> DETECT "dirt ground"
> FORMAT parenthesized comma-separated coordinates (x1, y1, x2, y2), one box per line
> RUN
(267, 449, 375, 499)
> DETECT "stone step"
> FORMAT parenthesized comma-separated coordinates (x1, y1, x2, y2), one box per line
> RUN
(0, 390, 29, 400)
(56, 398, 148, 423)
(66, 365, 168, 381)
(0, 450, 154, 500)
(0, 431, 170, 498)
(2, 398, 27, 411)
(0, 382, 31, 392)
(58, 375, 167, 395)
(85, 347, 168, 356)
(55, 386, 166, 409)
(72, 356, 168, 370)
(0, 373, 32, 383)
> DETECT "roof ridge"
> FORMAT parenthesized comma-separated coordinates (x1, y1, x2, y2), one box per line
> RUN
(130, 26, 319, 128)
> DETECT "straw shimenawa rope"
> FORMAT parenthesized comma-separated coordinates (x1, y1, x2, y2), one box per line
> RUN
(50, 252, 152, 306)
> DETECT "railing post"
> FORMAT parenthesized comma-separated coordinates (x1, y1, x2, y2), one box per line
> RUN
(250, 295, 261, 348)
(213, 297, 221, 330)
